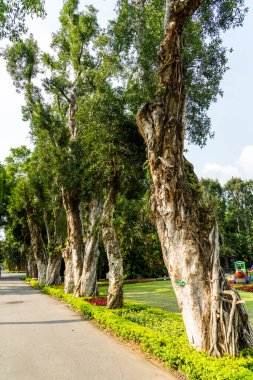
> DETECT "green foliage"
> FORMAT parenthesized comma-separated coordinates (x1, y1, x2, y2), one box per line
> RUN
(223, 178, 253, 264)
(3, 36, 39, 91)
(2, 147, 32, 269)
(27, 279, 253, 380)
(201, 178, 253, 267)
(112, 0, 247, 146)
(114, 192, 165, 279)
(0, 163, 8, 226)
(0, 239, 26, 270)
(0, 0, 45, 40)
(2, 145, 67, 269)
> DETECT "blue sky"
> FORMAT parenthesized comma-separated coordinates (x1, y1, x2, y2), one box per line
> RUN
(0, 0, 252, 184)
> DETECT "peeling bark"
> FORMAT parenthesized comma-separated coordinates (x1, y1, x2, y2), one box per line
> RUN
(27, 217, 48, 284)
(102, 174, 123, 309)
(136, 0, 253, 356)
(75, 197, 102, 297)
(44, 210, 51, 246)
(46, 251, 62, 286)
(62, 189, 84, 293)
(26, 249, 38, 278)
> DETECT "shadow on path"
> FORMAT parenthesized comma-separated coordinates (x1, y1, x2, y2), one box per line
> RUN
(0, 272, 25, 279)
(0, 272, 41, 296)
(0, 284, 40, 296)
(0, 319, 85, 325)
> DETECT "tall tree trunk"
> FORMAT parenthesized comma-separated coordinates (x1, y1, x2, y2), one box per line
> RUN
(75, 197, 102, 297)
(136, 0, 253, 356)
(43, 210, 51, 245)
(46, 251, 62, 286)
(62, 190, 84, 293)
(102, 174, 123, 309)
(26, 249, 38, 278)
(27, 218, 48, 284)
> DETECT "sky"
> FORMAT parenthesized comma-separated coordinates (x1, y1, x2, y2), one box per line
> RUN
(0, 0, 252, 185)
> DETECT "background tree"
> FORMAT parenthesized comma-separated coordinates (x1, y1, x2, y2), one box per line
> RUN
(27, 147, 66, 285)
(223, 178, 253, 265)
(3, 147, 34, 274)
(2, 145, 66, 283)
(114, 181, 166, 279)
(201, 177, 253, 270)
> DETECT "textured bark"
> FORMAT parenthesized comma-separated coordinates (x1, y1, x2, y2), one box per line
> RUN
(26, 250, 38, 278)
(46, 251, 62, 286)
(75, 197, 102, 297)
(136, 0, 253, 356)
(43, 210, 51, 245)
(27, 217, 48, 284)
(62, 190, 84, 293)
(102, 175, 123, 309)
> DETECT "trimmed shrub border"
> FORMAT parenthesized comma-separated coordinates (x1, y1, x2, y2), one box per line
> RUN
(26, 279, 253, 380)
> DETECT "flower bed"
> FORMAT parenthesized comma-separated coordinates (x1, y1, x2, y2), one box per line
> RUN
(236, 285, 253, 292)
(84, 297, 107, 306)
(227, 281, 253, 292)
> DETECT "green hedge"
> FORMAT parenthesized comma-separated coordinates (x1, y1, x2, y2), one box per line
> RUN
(26, 279, 253, 380)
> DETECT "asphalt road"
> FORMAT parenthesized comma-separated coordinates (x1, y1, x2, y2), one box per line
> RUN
(0, 271, 178, 380)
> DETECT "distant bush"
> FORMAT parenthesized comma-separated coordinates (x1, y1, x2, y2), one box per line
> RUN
(26, 279, 253, 380)
(237, 285, 253, 292)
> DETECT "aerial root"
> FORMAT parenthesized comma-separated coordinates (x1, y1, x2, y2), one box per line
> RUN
(210, 289, 246, 357)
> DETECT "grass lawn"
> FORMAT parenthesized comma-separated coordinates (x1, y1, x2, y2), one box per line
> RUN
(100, 280, 253, 324)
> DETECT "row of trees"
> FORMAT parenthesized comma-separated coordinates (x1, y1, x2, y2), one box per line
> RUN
(2, 166, 253, 276)
(0, 145, 165, 277)
(1, 0, 253, 357)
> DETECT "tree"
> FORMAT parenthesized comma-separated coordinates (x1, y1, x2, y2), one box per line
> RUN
(3, 1, 101, 293)
(78, 84, 146, 307)
(3, 0, 140, 301)
(114, 0, 253, 356)
(3, 145, 66, 283)
(201, 178, 253, 269)
(3, 147, 36, 275)
(27, 148, 66, 285)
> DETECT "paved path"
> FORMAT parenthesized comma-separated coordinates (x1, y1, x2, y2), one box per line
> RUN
(0, 272, 178, 380)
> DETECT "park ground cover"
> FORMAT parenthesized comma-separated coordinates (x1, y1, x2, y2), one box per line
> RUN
(27, 279, 253, 380)
(98, 280, 253, 325)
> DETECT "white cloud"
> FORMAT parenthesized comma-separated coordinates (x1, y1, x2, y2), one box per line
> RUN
(201, 145, 253, 184)
(237, 145, 253, 177)
(202, 163, 239, 184)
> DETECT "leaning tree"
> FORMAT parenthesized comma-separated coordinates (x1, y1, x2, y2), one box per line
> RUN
(113, 0, 253, 356)
(3, 1, 102, 293)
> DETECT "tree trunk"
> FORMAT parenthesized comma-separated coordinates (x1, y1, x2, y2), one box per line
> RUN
(62, 190, 84, 293)
(102, 174, 123, 309)
(136, 0, 253, 356)
(44, 210, 51, 245)
(46, 251, 62, 286)
(26, 249, 38, 278)
(27, 218, 48, 284)
(36, 260, 47, 284)
(75, 197, 102, 297)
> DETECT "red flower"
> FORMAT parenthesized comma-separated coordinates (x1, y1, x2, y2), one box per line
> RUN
(84, 297, 107, 306)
